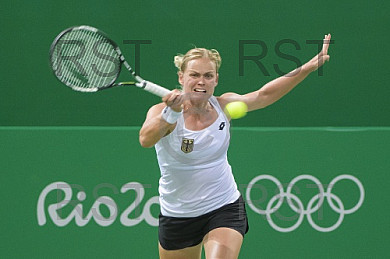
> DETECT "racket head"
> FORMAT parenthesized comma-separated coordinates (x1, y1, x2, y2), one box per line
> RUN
(49, 25, 122, 92)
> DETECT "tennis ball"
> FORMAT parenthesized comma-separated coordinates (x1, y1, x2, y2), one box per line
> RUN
(224, 101, 248, 119)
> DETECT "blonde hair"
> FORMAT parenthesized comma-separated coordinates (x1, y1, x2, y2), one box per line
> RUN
(174, 48, 222, 73)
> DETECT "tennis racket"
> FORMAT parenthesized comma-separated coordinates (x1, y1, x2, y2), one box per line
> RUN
(49, 25, 171, 97)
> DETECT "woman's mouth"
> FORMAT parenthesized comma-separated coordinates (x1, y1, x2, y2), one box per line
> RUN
(193, 88, 207, 93)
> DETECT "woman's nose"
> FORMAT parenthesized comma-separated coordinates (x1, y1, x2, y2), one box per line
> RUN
(197, 76, 205, 85)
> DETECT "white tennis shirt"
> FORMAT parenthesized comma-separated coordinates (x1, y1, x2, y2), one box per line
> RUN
(155, 96, 240, 217)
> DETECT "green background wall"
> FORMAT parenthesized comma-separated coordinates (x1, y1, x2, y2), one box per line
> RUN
(1, 1, 389, 258)
(1, 0, 389, 126)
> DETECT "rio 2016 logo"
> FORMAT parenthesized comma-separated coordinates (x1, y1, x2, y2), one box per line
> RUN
(37, 182, 159, 227)
(37, 174, 364, 231)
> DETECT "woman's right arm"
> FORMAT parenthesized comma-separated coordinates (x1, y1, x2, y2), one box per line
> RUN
(139, 90, 183, 148)
(139, 104, 174, 148)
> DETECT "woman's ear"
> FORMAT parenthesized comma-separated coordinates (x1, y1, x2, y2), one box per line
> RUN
(178, 71, 183, 86)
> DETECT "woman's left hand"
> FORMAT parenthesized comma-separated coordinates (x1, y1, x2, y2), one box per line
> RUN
(305, 33, 331, 72)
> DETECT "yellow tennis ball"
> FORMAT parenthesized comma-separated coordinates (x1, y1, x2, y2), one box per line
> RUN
(224, 101, 248, 119)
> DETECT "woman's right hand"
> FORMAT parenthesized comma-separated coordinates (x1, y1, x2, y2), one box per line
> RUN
(162, 89, 183, 112)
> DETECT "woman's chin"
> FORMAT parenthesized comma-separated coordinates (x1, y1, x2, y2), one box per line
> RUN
(188, 92, 211, 103)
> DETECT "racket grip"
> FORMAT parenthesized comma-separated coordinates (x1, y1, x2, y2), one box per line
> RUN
(137, 80, 171, 97)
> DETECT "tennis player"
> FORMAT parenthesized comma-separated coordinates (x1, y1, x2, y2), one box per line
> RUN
(140, 34, 331, 259)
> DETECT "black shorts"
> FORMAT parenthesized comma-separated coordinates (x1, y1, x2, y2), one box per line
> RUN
(158, 195, 249, 250)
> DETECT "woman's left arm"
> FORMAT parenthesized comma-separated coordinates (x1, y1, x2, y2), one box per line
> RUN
(220, 34, 331, 111)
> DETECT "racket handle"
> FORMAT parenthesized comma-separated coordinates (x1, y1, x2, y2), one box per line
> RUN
(137, 80, 171, 97)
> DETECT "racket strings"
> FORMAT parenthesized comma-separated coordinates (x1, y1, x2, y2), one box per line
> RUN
(53, 30, 83, 87)
(93, 36, 117, 88)
(62, 30, 87, 88)
(84, 30, 105, 87)
(51, 28, 120, 91)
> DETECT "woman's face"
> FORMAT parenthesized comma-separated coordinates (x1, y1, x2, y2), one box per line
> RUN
(178, 57, 219, 102)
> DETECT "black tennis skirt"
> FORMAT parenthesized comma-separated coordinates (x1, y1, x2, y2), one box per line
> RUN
(158, 195, 249, 250)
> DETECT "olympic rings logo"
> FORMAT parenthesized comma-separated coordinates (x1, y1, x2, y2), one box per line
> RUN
(245, 174, 364, 232)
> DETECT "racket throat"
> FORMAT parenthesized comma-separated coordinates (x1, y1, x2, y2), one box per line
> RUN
(118, 81, 136, 86)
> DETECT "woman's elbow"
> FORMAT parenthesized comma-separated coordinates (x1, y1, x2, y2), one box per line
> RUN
(139, 134, 155, 148)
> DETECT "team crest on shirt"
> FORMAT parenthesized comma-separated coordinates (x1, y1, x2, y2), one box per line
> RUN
(181, 138, 194, 153)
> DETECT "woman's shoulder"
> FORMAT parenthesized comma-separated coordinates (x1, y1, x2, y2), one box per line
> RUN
(216, 92, 243, 110)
